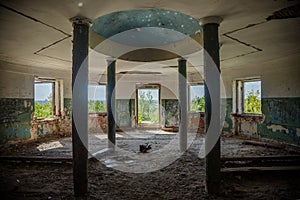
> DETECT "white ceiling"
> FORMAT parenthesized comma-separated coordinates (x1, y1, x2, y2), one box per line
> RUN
(0, 0, 299, 82)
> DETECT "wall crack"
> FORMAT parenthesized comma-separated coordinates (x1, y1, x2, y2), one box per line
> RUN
(221, 21, 267, 61)
(0, 3, 72, 62)
(0, 3, 71, 36)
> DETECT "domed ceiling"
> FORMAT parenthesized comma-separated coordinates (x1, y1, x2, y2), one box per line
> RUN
(90, 9, 203, 62)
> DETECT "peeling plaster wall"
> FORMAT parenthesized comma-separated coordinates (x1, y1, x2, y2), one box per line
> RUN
(0, 69, 34, 144)
(259, 98, 300, 144)
(88, 80, 204, 131)
(222, 54, 300, 144)
(0, 61, 72, 143)
(221, 98, 233, 134)
(0, 98, 34, 143)
(115, 99, 135, 128)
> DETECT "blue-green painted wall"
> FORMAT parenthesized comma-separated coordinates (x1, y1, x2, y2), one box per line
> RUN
(222, 98, 233, 133)
(0, 98, 33, 144)
(62, 97, 300, 145)
(116, 99, 134, 127)
(64, 98, 72, 119)
(161, 99, 179, 127)
(258, 97, 300, 145)
(213, 97, 300, 145)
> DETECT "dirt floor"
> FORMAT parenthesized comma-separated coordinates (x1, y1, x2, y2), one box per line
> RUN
(0, 130, 300, 199)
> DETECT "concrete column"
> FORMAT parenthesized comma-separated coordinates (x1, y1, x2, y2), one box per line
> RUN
(178, 58, 187, 152)
(107, 58, 116, 149)
(200, 16, 222, 194)
(70, 16, 91, 196)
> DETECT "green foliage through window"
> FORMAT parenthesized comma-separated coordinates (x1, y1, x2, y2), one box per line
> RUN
(244, 89, 261, 114)
(34, 93, 53, 118)
(138, 90, 159, 124)
(34, 102, 52, 118)
(190, 96, 205, 112)
(88, 100, 106, 112)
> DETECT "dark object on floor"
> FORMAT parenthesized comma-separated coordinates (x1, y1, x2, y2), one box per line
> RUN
(140, 143, 151, 153)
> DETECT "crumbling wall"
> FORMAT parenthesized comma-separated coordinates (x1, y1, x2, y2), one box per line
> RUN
(115, 99, 135, 128)
(161, 99, 179, 127)
(222, 54, 300, 144)
(0, 69, 34, 144)
(188, 112, 204, 133)
(258, 98, 300, 144)
(0, 98, 33, 144)
(64, 98, 72, 119)
(31, 117, 72, 138)
(231, 114, 264, 137)
(222, 98, 234, 134)
(88, 112, 107, 133)
(0, 61, 72, 144)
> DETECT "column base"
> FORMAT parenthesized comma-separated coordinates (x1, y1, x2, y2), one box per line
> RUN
(205, 180, 220, 194)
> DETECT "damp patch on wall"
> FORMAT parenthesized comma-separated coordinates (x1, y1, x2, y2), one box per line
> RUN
(161, 99, 179, 127)
(259, 98, 300, 144)
(0, 98, 33, 144)
(116, 99, 134, 128)
(222, 98, 233, 133)
(63, 98, 72, 119)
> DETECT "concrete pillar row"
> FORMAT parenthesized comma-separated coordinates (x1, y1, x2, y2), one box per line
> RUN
(70, 16, 91, 197)
(199, 16, 223, 194)
(107, 58, 116, 149)
(178, 58, 188, 152)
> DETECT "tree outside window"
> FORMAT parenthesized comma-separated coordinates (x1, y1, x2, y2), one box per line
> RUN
(88, 85, 106, 112)
(190, 85, 205, 112)
(34, 82, 53, 118)
(243, 81, 262, 114)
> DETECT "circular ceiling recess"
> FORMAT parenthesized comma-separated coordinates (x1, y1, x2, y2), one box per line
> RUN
(90, 9, 203, 62)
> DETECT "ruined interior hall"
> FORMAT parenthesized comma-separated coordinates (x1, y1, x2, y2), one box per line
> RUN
(0, 0, 300, 199)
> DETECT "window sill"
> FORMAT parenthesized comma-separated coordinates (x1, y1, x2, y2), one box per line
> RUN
(231, 113, 264, 122)
(89, 112, 107, 117)
(232, 113, 263, 117)
(32, 117, 58, 125)
(34, 117, 57, 121)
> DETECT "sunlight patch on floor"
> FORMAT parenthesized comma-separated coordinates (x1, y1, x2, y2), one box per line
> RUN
(36, 141, 63, 151)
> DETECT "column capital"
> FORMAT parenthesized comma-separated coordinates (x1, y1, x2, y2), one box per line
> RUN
(178, 57, 187, 62)
(199, 16, 223, 26)
(70, 16, 92, 26)
(106, 57, 117, 65)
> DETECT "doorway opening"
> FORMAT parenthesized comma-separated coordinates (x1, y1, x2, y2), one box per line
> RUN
(136, 84, 160, 128)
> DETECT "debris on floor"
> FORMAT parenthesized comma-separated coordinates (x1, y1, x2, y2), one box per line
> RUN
(139, 142, 152, 153)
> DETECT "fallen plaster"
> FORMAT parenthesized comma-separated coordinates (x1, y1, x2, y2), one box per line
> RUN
(37, 141, 63, 151)
(267, 125, 289, 134)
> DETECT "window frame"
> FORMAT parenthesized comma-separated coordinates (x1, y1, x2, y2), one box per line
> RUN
(34, 77, 64, 119)
(88, 84, 107, 113)
(34, 78, 55, 119)
(234, 78, 262, 115)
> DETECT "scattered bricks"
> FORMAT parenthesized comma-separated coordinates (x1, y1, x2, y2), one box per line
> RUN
(88, 112, 107, 133)
(188, 112, 204, 133)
